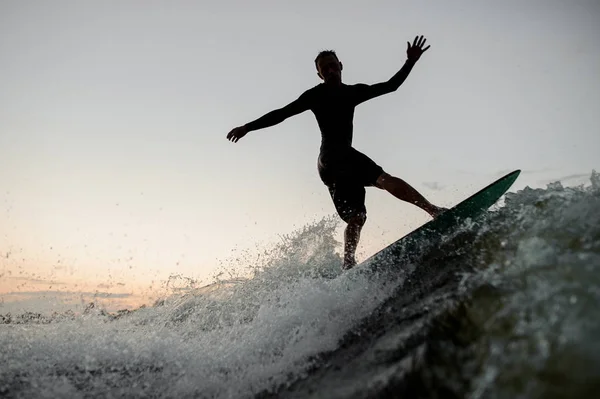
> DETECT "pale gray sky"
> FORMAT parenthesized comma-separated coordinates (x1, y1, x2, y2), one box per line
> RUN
(1, 0, 598, 298)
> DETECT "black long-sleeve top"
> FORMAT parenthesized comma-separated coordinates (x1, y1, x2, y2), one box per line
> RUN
(245, 59, 417, 157)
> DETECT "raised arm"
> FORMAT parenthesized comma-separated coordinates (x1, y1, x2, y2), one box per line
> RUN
(227, 90, 312, 143)
(353, 35, 430, 105)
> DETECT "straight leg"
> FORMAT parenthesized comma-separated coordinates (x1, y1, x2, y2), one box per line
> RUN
(376, 172, 446, 217)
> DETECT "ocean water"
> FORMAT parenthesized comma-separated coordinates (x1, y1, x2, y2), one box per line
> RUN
(1, 171, 599, 398)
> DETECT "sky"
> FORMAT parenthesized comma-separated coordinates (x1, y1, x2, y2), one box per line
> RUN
(1, 0, 599, 310)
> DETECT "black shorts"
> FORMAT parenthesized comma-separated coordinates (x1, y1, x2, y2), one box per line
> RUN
(317, 147, 384, 223)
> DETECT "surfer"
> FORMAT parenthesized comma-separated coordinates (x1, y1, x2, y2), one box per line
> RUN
(227, 35, 446, 269)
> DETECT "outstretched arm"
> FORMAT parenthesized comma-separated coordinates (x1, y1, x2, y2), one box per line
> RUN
(227, 90, 312, 143)
(354, 35, 430, 105)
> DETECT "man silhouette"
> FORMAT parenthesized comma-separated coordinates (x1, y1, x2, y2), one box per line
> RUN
(227, 35, 445, 269)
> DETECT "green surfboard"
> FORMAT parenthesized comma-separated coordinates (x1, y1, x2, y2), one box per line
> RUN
(359, 169, 521, 269)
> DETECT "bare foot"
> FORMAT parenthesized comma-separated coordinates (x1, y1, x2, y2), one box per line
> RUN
(432, 206, 448, 218)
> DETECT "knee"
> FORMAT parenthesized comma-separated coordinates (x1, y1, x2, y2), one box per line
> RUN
(347, 213, 367, 227)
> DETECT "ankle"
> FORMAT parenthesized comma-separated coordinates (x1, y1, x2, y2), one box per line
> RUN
(343, 254, 356, 270)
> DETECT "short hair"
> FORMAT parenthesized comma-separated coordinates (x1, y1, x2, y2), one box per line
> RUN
(314, 50, 339, 70)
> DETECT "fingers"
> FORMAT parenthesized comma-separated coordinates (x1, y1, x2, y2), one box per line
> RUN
(411, 35, 430, 50)
(226, 129, 235, 141)
(226, 128, 239, 143)
(228, 127, 247, 143)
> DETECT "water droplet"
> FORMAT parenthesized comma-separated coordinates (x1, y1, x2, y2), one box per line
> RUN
(570, 295, 577, 304)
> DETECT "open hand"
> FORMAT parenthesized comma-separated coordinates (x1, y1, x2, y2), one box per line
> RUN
(406, 35, 430, 62)
(226, 125, 248, 143)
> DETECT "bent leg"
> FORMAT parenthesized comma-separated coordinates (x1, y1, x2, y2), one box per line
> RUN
(376, 172, 446, 217)
(344, 213, 366, 269)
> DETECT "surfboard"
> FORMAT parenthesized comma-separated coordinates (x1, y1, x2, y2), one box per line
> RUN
(359, 169, 521, 269)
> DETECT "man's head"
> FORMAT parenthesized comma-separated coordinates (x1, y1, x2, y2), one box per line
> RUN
(315, 50, 343, 84)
